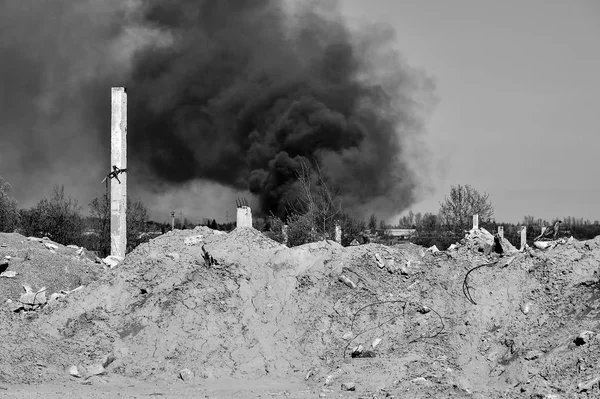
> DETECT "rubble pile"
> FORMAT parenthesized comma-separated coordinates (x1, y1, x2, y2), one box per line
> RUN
(0, 227, 599, 398)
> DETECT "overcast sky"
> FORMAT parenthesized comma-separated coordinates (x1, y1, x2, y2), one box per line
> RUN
(341, 0, 600, 223)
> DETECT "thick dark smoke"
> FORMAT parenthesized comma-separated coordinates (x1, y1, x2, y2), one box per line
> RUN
(0, 0, 434, 220)
(125, 0, 434, 217)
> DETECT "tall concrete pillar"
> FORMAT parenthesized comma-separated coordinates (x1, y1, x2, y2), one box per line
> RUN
(520, 226, 527, 250)
(498, 226, 504, 239)
(282, 225, 288, 245)
(110, 87, 127, 258)
(473, 214, 479, 230)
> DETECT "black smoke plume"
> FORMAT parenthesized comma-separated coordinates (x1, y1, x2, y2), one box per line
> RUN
(0, 0, 434, 219)
(126, 0, 434, 217)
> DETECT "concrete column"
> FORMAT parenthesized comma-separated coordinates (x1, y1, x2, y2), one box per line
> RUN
(473, 214, 479, 230)
(334, 221, 342, 244)
(520, 226, 527, 250)
(236, 206, 253, 228)
(540, 226, 546, 236)
(110, 87, 127, 258)
(498, 226, 504, 239)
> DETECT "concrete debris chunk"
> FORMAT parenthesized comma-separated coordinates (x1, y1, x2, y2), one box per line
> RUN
(67, 245, 79, 249)
(4, 255, 11, 260)
(0, 271, 16, 278)
(411, 377, 428, 385)
(338, 275, 356, 289)
(578, 375, 600, 392)
(179, 368, 194, 382)
(44, 243, 58, 250)
(426, 245, 439, 253)
(184, 235, 203, 245)
(340, 382, 356, 391)
(69, 365, 81, 378)
(520, 302, 531, 315)
(102, 255, 124, 269)
(27, 237, 43, 242)
(371, 338, 382, 349)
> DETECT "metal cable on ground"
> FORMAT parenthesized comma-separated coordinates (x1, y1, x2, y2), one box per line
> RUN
(343, 299, 445, 358)
(462, 261, 498, 305)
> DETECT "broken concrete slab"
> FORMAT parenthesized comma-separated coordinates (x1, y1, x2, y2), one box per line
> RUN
(0, 270, 16, 278)
(340, 382, 355, 391)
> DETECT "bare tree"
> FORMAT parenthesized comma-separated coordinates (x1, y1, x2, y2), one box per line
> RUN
(438, 184, 494, 229)
(0, 176, 19, 233)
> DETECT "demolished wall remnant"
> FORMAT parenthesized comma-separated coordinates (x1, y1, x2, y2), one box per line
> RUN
(236, 206, 252, 228)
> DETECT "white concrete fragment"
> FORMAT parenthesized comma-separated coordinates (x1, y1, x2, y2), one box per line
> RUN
(27, 237, 43, 242)
(371, 338, 382, 349)
(103, 255, 124, 268)
(179, 368, 194, 382)
(69, 365, 81, 377)
(0, 271, 16, 278)
(44, 243, 58, 250)
(338, 275, 356, 289)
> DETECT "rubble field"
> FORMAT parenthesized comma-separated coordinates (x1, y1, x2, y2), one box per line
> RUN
(1, 226, 600, 398)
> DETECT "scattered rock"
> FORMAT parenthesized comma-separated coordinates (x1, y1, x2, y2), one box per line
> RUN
(102, 255, 124, 268)
(341, 382, 356, 391)
(338, 275, 356, 289)
(166, 252, 180, 261)
(184, 235, 203, 245)
(574, 331, 595, 346)
(0, 270, 16, 278)
(179, 368, 194, 382)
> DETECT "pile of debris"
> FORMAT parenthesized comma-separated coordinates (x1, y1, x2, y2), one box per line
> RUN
(1, 226, 600, 398)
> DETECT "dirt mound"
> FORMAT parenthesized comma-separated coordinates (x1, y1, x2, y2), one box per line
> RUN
(0, 233, 101, 304)
(2, 228, 600, 398)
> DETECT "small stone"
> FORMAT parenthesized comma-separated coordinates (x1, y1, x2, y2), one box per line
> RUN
(69, 365, 81, 378)
(338, 275, 356, 289)
(179, 368, 194, 382)
(341, 382, 355, 391)
(166, 252, 180, 261)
